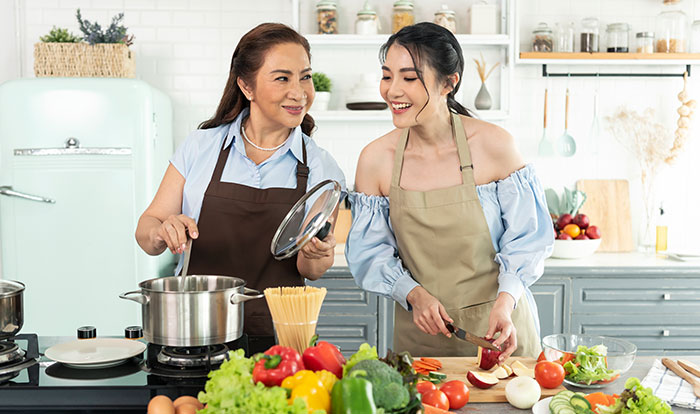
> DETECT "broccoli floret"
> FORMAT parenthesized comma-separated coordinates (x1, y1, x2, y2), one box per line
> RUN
(348, 359, 408, 410)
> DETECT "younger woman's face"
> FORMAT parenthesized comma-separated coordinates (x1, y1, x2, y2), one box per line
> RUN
(240, 42, 314, 129)
(380, 44, 449, 129)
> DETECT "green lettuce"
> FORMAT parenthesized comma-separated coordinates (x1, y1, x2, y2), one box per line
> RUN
(563, 344, 618, 385)
(198, 349, 309, 414)
(343, 343, 378, 376)
(597, 377, 673, 414)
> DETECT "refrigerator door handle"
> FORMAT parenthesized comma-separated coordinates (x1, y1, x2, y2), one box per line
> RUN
(0, 186, 56, 204)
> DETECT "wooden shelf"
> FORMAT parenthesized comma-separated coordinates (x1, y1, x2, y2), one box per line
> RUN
(310, 109, 508, 122)
(519, 52, 700, 65)
(306, 34, 510, 47)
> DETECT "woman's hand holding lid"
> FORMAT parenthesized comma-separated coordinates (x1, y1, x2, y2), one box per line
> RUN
(406, 286, 453, 337)
(155, 214, 199, 254)
(300, 231, 336, 260)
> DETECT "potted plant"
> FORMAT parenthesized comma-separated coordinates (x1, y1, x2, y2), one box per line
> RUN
(311, 72, 332, 111)
(34, 9, 135, 78)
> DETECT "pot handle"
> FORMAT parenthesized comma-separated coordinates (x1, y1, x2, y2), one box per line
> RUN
(231, 288, 264, 305)
(119, 290, 149, 305)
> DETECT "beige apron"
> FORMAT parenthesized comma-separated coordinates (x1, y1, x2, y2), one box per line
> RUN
(390, 113, 541, 358)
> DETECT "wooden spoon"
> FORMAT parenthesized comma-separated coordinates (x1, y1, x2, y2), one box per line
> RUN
(661, 358, 700, 398)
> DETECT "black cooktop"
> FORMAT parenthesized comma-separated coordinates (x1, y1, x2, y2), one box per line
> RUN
(0, 334, 248, 413)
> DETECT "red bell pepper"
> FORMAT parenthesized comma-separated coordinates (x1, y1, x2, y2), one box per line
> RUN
(252, 345, 305, 387)
(302, 334, 346, 378)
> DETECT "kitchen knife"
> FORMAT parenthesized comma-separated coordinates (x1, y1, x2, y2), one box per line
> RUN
(444, 322, 501, 352)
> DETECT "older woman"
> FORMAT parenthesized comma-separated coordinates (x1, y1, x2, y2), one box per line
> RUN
(136, 23, 345, 354)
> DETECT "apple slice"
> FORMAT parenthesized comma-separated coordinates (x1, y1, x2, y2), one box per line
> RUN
(503, 364, 514, 377)
(492, 365, 509, 379)
(466, 370, 499, 389)
(511, 360, 535, 378)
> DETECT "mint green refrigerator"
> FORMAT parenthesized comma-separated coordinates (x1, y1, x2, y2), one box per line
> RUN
(0, 78, 174, 336)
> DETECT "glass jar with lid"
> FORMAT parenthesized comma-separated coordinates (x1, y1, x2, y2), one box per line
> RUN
(580, 17, 599, 52)
(692, 20, 700, 52)
(355, 1, 378, 35)
(434, 4, 457, 34)
(636, 32, 655, 53)
(606, 23, 630, 52)
(392, 0, 414, 34)
(656, 0, 688, 52)
(532, 22, 553, 52)
(316, 0, 338, 34)
(555, 21, 575, 52)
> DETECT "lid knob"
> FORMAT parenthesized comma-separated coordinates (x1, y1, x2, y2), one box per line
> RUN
(77, 325, 96, 339)
(124, 326, 143, 339)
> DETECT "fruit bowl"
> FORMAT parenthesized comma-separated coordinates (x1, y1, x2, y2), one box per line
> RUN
(550, 238, 602, 259)
(541, 334, 637, 388)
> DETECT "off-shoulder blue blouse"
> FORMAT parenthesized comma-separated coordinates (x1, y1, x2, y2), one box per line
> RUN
(344, 164, 554, 336)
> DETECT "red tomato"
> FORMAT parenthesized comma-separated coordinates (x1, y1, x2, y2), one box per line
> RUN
(535, 361, 566, 389)
(439, 380, 470, 409)
(421, 389, 450, 411)
(416, 380, 437, 395)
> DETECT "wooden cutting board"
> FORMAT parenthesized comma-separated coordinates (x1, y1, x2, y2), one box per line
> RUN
(576, 179, 634, 252)
(422, 357, 565, 402)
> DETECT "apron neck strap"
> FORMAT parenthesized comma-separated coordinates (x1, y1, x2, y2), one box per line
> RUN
(391, 112, 475, 188)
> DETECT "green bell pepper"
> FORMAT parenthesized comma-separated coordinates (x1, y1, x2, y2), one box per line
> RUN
(330, 370, 377, 414)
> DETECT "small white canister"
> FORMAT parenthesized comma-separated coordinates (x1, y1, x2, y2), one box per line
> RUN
(355, 1, 379, 35)
(469, 1, 499, 34)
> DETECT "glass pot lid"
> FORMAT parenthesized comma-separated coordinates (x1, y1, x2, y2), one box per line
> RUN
(271, 179, 342, 260)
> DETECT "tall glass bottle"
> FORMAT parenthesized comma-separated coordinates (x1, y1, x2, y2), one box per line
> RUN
(656, 0, 688, 52)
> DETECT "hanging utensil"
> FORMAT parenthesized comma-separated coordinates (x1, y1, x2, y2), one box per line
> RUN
(588, 74, 601, 156)
(537, 87, 554, 156)
(557, 87, 577, 156)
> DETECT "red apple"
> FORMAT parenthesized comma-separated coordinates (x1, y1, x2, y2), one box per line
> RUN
(586, 225, 601, 239)
(477, 340, 502, 370)
(573, 214, 590, 229)
(557, 233, 573, 240)
(575, 234, 589, 240)
(555, 214, 574, 230)
(466, 371, 499, 389)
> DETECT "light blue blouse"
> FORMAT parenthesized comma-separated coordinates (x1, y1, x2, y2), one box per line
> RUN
(345, 165, 554, 336)
(170, 108, 346, 273)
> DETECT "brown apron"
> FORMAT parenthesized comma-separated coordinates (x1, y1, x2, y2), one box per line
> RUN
(390, 113, 541, 358)
(187, 137, 307, 350)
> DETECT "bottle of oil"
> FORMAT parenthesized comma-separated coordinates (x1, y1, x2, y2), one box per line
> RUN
(656, 204, 668, 252)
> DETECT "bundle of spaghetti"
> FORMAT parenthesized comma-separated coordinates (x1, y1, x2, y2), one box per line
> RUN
(264, 286, 327, 354)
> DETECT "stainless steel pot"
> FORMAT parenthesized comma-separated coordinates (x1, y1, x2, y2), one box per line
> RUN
(119, 275, 263, 347)
(0, 280, 24, 340)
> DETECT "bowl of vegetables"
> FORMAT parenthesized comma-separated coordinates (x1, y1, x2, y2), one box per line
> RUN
(541, 334, 637, 388)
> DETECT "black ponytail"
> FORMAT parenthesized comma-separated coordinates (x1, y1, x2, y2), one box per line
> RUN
(379, 22, 474, 119)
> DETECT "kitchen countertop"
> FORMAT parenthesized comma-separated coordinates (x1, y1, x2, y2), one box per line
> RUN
(331, 248, 700, 270)
(457, 356, 700, 414)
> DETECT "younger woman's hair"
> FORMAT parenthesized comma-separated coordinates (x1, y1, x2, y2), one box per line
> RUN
(379, 22, 474, 119)
(199, 23, 315, 135)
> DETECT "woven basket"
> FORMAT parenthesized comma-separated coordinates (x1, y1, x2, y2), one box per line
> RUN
(34, 43, 135, 78)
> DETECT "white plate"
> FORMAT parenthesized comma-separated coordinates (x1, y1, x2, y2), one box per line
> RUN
(532, 396, 553, 414)
(45, 338, 146, 369)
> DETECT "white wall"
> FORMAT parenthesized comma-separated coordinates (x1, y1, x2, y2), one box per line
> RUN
(1, 0, 699, 253)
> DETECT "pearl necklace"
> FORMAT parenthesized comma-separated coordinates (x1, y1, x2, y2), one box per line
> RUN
(241, 125, 289, 152)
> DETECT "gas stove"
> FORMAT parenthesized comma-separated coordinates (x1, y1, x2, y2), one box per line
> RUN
(0, 334, 248, 413)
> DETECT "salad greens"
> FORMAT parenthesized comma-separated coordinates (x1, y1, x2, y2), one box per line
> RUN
(343, 343, 378, 376)
(198, 349, 311, 414)
(597, 377, 673, 414)
(563, 344, 618, 385)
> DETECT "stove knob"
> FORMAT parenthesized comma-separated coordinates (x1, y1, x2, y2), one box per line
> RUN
(125, 326, 143, 340)
(77, 326, 96, 339)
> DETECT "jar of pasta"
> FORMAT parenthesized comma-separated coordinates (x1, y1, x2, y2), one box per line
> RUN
(434, 4, 457, 34)
(392, 0, 414, 34)
(656, 0, 688, 52)
(316, 0, 338, 35)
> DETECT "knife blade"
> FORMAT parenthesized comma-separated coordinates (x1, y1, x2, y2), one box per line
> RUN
(445, 322, 501, 352)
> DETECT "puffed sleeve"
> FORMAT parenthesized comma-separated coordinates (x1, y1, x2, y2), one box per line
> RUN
(345, 192, 419, 311)
(494, 165, 554, 306)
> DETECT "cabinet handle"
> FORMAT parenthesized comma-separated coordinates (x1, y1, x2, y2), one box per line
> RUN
(663, 293, 671, 300)
(662, 329, 670, 337)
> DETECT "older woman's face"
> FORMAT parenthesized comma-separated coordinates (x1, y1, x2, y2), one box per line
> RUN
(247, 42, 314, 129)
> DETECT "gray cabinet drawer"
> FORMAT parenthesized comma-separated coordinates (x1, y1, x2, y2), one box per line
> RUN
(573, 278, 700, 313)
(316, 314, 377, 356)
(531, 283, 566, 338)
(308, 277, 377, 314)
(572, 313, 700, 351)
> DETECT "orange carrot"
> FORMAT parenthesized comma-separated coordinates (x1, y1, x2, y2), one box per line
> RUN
(420, 357, 443, 369)
(422, 404, 451, 414)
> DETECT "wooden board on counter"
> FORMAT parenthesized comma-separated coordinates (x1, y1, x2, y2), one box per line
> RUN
(576, 179, 634, 252)
(422, 357, 565, 403)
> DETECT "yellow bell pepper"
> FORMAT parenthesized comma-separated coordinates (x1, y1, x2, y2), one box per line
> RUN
(281, 370, 331, 413)
(316, 370, 338, 393)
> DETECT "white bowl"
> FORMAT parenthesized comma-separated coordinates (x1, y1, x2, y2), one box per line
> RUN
(550, 238, 602, 259)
